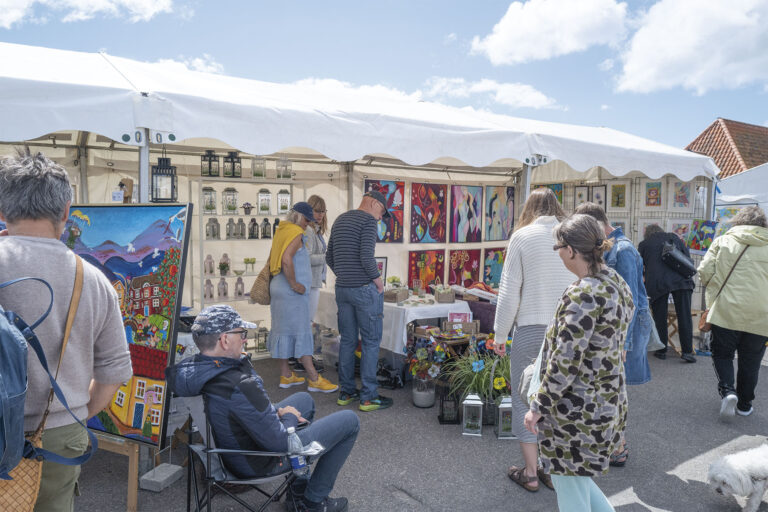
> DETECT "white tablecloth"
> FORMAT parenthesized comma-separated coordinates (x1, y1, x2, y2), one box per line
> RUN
(314, 289, 471, 354)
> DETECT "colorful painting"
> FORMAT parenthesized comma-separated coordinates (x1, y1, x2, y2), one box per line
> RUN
(450, 185, 482, 243)
(608, 181, 630, 212)
(715, 204, 755, 237)
(375, 256, 387, 280)
(688, 219, 719, 254)
(448, 249, 481, 287)
(574, 186, 589, 208)
(485, 186, 514, 241)
(410, 183, 447, 243)
(62, 204, 191, 448)
(408, 250, 445, 289)
(364, 179, 404, 243)
(590, 185, 607, 209)
(667, 219, 693, 242)
(638, 218, 664, 242)
(534, 183, 563, 204)
(641, 179, 664, 210)
(483, 247, 506, 288)
(668, 180, 694, 213)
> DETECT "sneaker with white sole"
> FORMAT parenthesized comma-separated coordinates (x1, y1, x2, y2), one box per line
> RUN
(719, 393, 737, 420)
(307, 375, 338, 393)
(279, 372, 306, 389)
(736, 406, 754, 416)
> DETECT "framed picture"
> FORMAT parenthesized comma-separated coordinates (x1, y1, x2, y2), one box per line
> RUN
(364, 179, 404, 243)
(574, 186, 590, 208)
(640, 179, 664, 211)
(590, 185, 607, 209)
(485, 186, 514, 241)
(666, 218, 693, 242)
(448, 249, 481, 287)
(375, 257, 387, 280)
(637, 218, 664, 242)
(410, 183, 447, 243)
(667, 179, 695, 213)
(408, 250, 445, 289)
(482, 247, 506, 288)
(450, 185, 482, 243)
(715, 204, 756, 237)
(534, 183, 563, 204)
(607, 180, 631, 212)
(611, 220, 628, 233)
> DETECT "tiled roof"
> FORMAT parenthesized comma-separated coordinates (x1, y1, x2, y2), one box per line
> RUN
(686, 118, 768, 178)
(128, 343, 168, 380)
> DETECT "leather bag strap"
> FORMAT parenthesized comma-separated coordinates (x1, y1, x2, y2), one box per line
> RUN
(712, 244, 748, 303)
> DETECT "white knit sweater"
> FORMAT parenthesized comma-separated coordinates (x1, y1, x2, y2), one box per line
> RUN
(493, 216, 576, 339)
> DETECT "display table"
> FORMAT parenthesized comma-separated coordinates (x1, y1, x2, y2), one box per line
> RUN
(314, 289, 471, 354)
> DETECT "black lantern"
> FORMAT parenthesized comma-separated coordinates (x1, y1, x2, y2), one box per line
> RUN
(150, 152, 177, 203)
(223, 151, 242, 178)
(437, 376, 460, 425)
(201, 150, 220, 177)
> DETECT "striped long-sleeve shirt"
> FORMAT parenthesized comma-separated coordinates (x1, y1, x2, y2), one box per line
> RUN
(326, 209, 379, 287)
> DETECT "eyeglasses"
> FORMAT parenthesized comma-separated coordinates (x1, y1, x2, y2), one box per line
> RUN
(553, 243, 568, 251)
(313, 209, 326, 214)
(224, 329, 248, 339)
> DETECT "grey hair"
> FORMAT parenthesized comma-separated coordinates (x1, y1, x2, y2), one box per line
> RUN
(285, 209, 304, 225)
(0, 148, 72, 225)
(644, 223, 664, 240)
(730, 205, 767, 228)
(192, 332, 219, 353)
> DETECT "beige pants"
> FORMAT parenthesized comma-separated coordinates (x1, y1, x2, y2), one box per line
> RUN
(34, 423, 88, 512)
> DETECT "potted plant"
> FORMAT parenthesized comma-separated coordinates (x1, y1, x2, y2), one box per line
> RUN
(406, 335, 449, 408)
(241, 202, 254, 215)
(218, 261, 229, 276)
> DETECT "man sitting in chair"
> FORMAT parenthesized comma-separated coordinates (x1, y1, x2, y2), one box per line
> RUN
(167, 305, 359, 512)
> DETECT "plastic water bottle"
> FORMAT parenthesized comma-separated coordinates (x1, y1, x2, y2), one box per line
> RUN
(286, 427, 308, 476)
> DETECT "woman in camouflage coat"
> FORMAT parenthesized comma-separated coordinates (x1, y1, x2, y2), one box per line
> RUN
(525, 214, 634, 512)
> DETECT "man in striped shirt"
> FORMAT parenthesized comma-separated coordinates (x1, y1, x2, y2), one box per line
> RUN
(326, 191, 391, 412)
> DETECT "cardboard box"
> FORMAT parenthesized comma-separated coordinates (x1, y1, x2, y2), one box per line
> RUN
(414, 325, 441, 337)
(441, 319, 480, 334)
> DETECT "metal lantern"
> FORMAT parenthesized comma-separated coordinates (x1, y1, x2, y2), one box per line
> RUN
(150, 155, 177, 203)
(276, 155, 292, 180)
(495, 395, 515, 439)
(202, 187, 217, 215)
(462, 393, 483, 437)
(277, 189, 291, 214)
(252, 156, 267, 178)
(222, 187, 239, 215)
(223, 151, 242, 178)
(201, 150, 220, 177)
(437, 378, 460, 425)
(258, 189, 271, 215)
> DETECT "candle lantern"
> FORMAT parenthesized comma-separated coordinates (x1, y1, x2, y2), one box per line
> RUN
(150, 155, 177, 203)
(260, 218, 272, 239)
(494, 395, 515, 439)
(201, 150, 220, 177)
(202, 187, 217, 215)
(437, 378, 460, 425)
(223, 151, 242, 178)
(252, 156, 267, 178)
(277, 189, 291, 214)
(257, 328, 269, 352)
(276, 155, 292, 180)
(461, 393, 483, 437)
(258, 189, 271, 215)
(222, 187, 239, 215)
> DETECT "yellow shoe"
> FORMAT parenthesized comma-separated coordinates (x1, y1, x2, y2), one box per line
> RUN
(307, 375, 339, 393)
(279, 372, 306, 389)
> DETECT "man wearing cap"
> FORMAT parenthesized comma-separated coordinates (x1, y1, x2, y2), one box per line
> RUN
(166, 304, 359, 512)
(326, 191, 391, 411)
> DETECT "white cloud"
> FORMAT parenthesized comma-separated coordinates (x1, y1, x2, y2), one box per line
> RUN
(600, 104, 610, 110)
(443, 32, 457, 45)
(471, 0, 628, 65)
(157, 54, 224, 74)
(0, 0, 174, 29)
(292, 78, 423, 102)
(599, 58, 614, 71)
(424, 76, 561, 109)
(617, 0, 768, 94)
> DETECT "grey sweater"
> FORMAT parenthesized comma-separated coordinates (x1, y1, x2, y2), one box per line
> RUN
(0, 236, 133, 431)
(304, 225, 327, 288)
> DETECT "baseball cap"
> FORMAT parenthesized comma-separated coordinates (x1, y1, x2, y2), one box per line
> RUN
(292, 201, 315, 222)
(364, 190, 392, 219)
(191, 304, 258, 337)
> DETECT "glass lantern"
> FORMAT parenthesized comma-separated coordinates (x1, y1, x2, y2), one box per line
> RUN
(258, 189, 271, 215)
(150, 157, 177, 203)
(222, 187, 239, 215)
(462, 393, 483, 436)
(276, 155, 292, 180)
(223, 151, 242, 178)
(201, 150, 220, 177)
(277, 189, 291, 214)
(495, 395, 515, 439)
(202, 187, 217, 215)
(252, 156, 267, 179)
(437, 378, 460, 424)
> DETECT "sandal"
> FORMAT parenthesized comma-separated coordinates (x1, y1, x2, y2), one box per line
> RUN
(609, 443, 629, 467)
(537, 467, 555, 490)
(507, 466, 539, 492)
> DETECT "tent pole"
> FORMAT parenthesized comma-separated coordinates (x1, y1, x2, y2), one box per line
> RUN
(346, 162, 355, 210)
(138, 128, 150, 203)
(76, 130, 89, 204)
(522, 163, 533, 201)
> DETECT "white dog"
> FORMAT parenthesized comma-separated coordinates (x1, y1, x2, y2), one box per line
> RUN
(708, 444, 768, 512)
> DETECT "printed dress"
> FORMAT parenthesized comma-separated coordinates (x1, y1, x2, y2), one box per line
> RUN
(530, 267, 634, 476)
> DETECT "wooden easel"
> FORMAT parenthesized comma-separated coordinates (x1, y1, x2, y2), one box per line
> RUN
(94, 433, 141, 512)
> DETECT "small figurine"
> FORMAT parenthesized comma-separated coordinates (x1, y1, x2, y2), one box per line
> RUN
(260, 218, 272, 239)
(236, 218, 247, 239)
(248, 218, 259, 239)
(204, 254, 215, 275)
(217, 277, 228, 298)
(235, 277, 245, 298)
(226, 218, 237, 240)
(204, 279, 214, 299)
(273, 218, 280, 236)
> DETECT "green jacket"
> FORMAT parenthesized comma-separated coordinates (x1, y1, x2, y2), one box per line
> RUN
(697, 225, 768, 336)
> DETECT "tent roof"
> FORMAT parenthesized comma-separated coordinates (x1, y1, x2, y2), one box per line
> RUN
(0, 42, 719, 180)
(718, 161, 768, 209)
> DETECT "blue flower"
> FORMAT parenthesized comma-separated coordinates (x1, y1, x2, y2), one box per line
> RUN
(471, 359, 485, 373)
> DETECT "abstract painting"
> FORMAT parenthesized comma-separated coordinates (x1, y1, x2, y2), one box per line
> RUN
(364, 179, 404, 243)
(534, 183, 563, 204)
(485, 186, 515, 241)
(641, 179, 664, 211)
(410, 182, 447, 243)
(574, 186, 589, 208)
(590, 185, 607, 209)
(408, 250, 445, 289)
(667, 219, 693, 242)
(637, 218, 664, 242)
(483, 247, 506, 288)
(608, 181, 630, 212)
(375, 256, 387, 280)
(62, 204, 191, 448)
(688, 219, 719, 255)
(450, 185, 482, 243)
(714, 204, 755, 237)
(448, 249, 481, 287)
(668, 179, 695, 213)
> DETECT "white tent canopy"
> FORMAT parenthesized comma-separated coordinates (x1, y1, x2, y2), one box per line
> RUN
(0, 42, 718, 181)
(717, 162, 768, 211)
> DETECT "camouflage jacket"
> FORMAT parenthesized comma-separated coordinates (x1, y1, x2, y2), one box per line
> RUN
(530, 267, 634, 476)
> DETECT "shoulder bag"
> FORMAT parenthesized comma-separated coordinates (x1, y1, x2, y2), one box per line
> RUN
(661, 239, 697, 278)
(699, 245, 749, 333)
(249, 262, 272, 305)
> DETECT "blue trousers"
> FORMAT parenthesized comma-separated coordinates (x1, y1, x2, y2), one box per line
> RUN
(335, 283, 384, 401)
(276, 392, 360, 503)
(551, 475, 615, 512)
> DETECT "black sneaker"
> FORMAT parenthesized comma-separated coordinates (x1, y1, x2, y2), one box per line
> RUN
(336, 390, 360, 406)
(359, 395, 393, 412)
(681, 353, 696, 363)
(292, 357, 325, 374)
(653, 350, 667, 360)
(296, 497, 348, 512)
(285, 479, 308, 511)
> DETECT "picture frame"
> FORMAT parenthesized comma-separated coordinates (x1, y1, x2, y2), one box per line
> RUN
(666, 218, 694, 242)
(375, 256, 388, 280)
(667, 179, 695, 213)
(590, 185, 607, 209)
(640, 179, 664, 211)
(637, 217, 664, 243)
(607, 180, 631, 212)
(573, 186, 590, 208)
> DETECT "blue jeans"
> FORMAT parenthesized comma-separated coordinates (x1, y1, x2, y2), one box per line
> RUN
(335, 283, 384, 401)
(550, 475, 615, 512)
(624, 308, 653, 385)
(276, 392, 360, 503)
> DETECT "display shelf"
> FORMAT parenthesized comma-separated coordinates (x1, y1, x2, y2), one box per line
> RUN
(202, 272, 261, 278)
(202, 238, 273, 242)
(203, 296, 250, 304)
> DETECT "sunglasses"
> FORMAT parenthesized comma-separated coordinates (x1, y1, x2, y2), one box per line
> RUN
(224, 329, 248, 339)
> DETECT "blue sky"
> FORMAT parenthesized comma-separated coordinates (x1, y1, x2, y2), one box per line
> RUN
(2, 0, 767, 148)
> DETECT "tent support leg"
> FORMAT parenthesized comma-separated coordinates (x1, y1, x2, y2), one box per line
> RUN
(138, 128, 150, 203)
(76, 130, 89, 204)
(346, 162, 355, 210)
(522, 163, 533, 202)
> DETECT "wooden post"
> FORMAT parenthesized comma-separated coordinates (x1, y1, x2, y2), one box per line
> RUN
(94, 433, 142, 512)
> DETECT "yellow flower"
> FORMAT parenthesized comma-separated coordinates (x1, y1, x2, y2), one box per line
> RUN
(493, 377, 507, 390)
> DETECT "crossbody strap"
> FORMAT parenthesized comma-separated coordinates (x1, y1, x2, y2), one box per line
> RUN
(712, 244, 749, 303)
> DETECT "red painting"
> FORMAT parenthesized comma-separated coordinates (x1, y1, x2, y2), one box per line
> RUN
(364, 179, 404, 243)
(408, 250, 445, 289)
(448, 249, 481, 287)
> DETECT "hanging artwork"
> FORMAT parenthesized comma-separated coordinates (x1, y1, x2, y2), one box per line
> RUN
(637, 218, 664, 242)
(534, 183, 563, 204)
(667, 179, 695, 213)
(62, 204, 192, 448)
(574, 186, 589, 208)
(608, 181, 630, 212)
(450, 185, 482, 243)
(667, 219, 694, 242)
(483, 247, 506, 288)
(375, 256, 388, 280)
(611, 220, 628, 234)
(714, 204, 756, 238)
(365, 179, 404, 243)
(410, 182, 447, 243)
(448, 249, 481, 287)
(590, 185, 607, 209)
(408, 250, 445, 289)
(688, 219, 719, 255)
(640, 179, 664, 211)
(485, 186, 515, 241)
